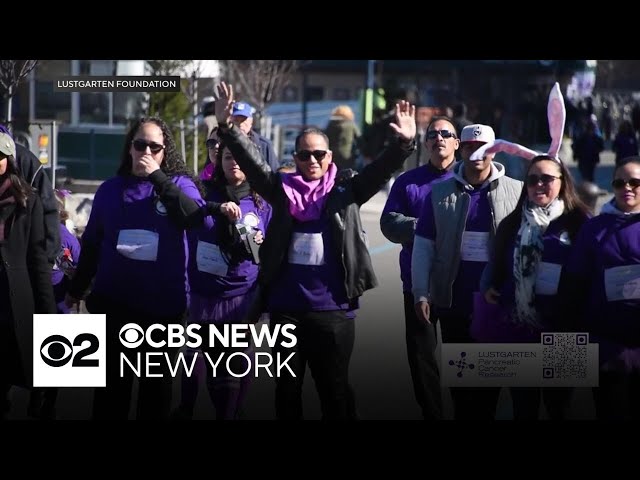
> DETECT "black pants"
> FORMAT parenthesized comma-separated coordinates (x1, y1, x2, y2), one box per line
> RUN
(510, 387, 573, 420)
(436, 309, 501, 420)
(403, 293, 442, 420)
(592, 371, 640, 421)
(270, 310, 355, 420)
(87, 294, 183, 420)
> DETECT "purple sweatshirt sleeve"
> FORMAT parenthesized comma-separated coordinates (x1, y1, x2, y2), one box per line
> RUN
(415, 191, 436, 240)
(382, 176, 409, 216)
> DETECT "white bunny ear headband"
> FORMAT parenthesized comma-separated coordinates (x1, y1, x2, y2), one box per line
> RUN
(470, 82, 566, 163)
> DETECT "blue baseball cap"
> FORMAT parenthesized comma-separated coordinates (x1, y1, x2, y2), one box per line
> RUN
(0, 124, 13, 137)
(231, 102, 254, 118)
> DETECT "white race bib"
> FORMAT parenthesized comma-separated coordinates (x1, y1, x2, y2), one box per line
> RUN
(196, 241, 228, 276)
(288, 232, 325, 266)
(604, 265, 640, 301)
(116, 229, 159, 262)
(535, 262, 562, 295)
(461, 231, 490, 262)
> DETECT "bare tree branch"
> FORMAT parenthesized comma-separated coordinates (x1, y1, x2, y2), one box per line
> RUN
(146, 60, 212, 115)
(0, 60, 38, 123)
(0, 59, 38, 95)
(219, 60, 299, 115)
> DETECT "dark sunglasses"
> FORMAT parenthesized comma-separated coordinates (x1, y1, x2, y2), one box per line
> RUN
(132, 139, 165, 154)
(526, 174, 561, 187)
(206, 138, 220, 150)
(294, 150, 329, 162)
(426, 129, 457, 140)
(612, 178, 640, 189)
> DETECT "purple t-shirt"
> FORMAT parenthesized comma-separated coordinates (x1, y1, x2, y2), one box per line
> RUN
(187, 191, 271, 299)
(566, 213, 640, 355)
(416, 186, 492, 316)
(268, 214, 357, 315)
(82, 175, 204, 317)
(382, 165, 453, 292)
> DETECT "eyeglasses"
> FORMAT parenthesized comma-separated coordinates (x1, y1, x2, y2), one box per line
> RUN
(294, 150, 329, 162)
(612, 178, 640, 189)
(526, 174, 561, 187)
(132, 139, 165, 154)
(426, 129, 457, 140)
(206, 138, 220, 150)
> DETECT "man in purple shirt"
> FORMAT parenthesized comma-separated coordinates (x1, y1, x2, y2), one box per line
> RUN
(215, 82, 416, 419)
(380, 116, 458, 420)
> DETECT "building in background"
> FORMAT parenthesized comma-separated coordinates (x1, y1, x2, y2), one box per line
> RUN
(4, 59, 601, 181)
(5, 60, 220, 181)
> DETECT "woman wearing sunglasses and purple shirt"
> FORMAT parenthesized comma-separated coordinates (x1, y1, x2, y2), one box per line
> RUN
(66, 117, 207, 420)
(213, 82, 416, 420)
(174, 142, 271, 420)
(480, 154, 591, 420)
(562, 156, 640, 420)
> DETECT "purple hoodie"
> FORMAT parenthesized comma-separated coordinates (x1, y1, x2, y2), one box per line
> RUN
(565, 211, 640, 366)
(381, 164, 453, 292)
(187, 188, 271, 298)
(82, 175, 204, 317)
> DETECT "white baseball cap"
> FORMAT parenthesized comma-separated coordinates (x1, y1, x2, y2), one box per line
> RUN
(460, 124, 495, 144)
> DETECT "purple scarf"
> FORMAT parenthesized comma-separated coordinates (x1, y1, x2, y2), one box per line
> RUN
(281, 163, 337, 222)
(200, 162, 215, 181)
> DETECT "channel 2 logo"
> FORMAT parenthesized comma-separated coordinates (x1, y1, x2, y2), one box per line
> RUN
(40, 334, 99, 367)
(33, 314, 106, 387)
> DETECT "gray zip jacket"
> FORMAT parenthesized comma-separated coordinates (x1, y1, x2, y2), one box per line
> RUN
(411, 161, 522, 308)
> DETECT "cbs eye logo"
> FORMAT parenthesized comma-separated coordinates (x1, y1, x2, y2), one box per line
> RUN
(40, 333, 100, 367)
(119, 323, 145, 348)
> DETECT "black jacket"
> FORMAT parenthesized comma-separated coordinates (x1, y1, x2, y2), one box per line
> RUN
(16, 144, 60, 266)
(217, 124, 414, 300)
(0, 193, 57, 387)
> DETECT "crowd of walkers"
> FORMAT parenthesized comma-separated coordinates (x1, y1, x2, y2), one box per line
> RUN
(1, 81, 638, 421)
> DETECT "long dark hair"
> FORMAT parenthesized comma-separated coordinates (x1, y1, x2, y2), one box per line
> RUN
(1, 154, 33, 208)
(207, 141, 265, 265)
(212, 142, 264, 212)
(504, 155, 589, 238)
(491, 155, 590, 288)
(117, 116, 205, 195)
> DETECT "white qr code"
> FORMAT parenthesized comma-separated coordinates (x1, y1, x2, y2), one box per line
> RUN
(541, 333, 588, 379)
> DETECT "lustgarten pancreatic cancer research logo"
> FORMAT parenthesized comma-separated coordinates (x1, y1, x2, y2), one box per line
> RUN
(441, 333, 599, 387)
(448, 352, 475, 378)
